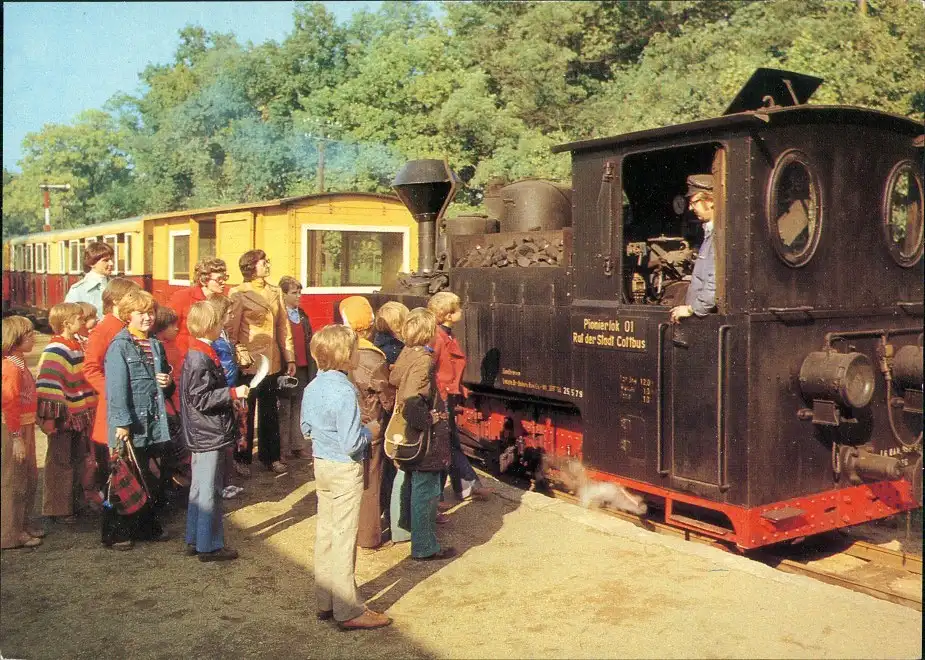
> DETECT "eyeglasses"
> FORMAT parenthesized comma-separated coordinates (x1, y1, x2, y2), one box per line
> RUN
(209, 275, 228, 283)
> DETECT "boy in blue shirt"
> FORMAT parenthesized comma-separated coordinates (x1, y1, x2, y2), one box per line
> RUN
(300, 324, 391, 631)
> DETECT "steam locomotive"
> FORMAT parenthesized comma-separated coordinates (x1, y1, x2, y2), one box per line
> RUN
(374, 69, 924, 550)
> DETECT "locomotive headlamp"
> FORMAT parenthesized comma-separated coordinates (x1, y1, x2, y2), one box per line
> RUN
(892, 344, 923, 391)
(799, 351, 876, 409)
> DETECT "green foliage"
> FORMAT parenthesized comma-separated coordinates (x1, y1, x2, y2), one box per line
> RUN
(4, 0, 923, 238)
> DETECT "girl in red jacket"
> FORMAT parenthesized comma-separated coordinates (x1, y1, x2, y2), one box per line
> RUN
(1, 316, 42, 549)
(428, 292, 492, 506)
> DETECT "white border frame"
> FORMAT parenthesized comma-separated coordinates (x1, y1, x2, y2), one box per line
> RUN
(123, 233, 134, 275)
(169, 229, 192, 286)
(299, 223, 411, 294)
(35, 243, 46, 274)
(68, 240, 82, 274)
(103, 233, 119, 275)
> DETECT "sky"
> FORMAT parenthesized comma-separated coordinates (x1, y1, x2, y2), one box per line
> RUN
(1, 1, 385, 172)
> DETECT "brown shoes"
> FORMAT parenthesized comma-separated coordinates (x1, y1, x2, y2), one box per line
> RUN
(412, 546, 457, 562)
(338, 609, 392, 631)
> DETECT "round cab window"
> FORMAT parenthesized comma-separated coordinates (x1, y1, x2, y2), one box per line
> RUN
(883, 162, 923, 267)
(767, 151, 822, 267)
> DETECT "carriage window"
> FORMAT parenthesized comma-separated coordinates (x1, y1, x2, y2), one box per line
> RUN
(69, 240, 81, 273)
(24, 245, 33, 272)
(122, 233, 133, 274)
(767, 151, 822, 267)
(35, 244, 45, 273)
(103, 235, 119, 274)
(170, 231, 191, 284)
(883, 162, 923, 267)
(198, 220, 216, 260)
(303, 228, 405, 289)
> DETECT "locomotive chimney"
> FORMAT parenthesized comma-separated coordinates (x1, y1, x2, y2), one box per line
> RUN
(392, 159, 459, 274)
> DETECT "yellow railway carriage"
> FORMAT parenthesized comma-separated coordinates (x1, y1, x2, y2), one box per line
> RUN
(2, 192, 415, 328)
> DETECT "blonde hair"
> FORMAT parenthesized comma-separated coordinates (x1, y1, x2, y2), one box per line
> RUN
(102, 277, 141, 315)
(187, 301, 220, 338)
(206, 293, 232, 319)
(402, 308, 436, 348)
(116, 289, 156, 322)
(375, 301, 409, 339)
(310, 324, 357, 372)
(76, 302, 98, 322)
(48, 302, 84, 334)
(2, 315, 34, 354)
(427, 291, 461, 325)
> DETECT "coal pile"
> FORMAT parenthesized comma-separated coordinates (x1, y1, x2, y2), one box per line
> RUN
(454, 236, 564, 268)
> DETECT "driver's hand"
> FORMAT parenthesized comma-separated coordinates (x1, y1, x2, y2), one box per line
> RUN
(669, 305, 693, 324)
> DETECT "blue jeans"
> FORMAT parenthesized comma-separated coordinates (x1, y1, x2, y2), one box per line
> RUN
(185, 450, 224, 553)
(390, 468, 411, 543)
(410, 471, 442, 558)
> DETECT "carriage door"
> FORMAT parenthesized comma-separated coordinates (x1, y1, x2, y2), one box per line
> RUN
(215, 212, 254, 284)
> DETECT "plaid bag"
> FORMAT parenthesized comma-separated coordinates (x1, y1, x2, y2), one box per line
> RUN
(107, 446, 149, 516)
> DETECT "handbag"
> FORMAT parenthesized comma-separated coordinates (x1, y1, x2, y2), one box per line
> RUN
(384, 354, 434, 464)
(384, 399, 431, 464)
(106, 440, 150, 516)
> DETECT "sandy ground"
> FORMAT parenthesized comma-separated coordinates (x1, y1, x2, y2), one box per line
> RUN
(1, 335, 921, 659)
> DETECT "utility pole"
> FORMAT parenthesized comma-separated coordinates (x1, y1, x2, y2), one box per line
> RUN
(39, 183, 71, 231)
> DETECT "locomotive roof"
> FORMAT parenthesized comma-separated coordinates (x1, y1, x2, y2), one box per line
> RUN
(552, 105, 923, 154)
(4, 191, 402, 244)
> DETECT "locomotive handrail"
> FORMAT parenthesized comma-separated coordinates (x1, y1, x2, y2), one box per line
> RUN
(656, 322, 670, 476)
(717, 325, 733, 492)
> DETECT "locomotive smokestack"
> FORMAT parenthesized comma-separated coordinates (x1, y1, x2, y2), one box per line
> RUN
(392, 159, 459, 273)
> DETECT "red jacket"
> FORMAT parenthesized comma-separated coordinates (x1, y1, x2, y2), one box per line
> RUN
(169, 285, 208, 356)
(83, 313, 126, 445)
(431, 326, 468, 400)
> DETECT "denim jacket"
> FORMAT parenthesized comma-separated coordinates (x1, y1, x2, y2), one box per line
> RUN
(105, 328, 171, 450)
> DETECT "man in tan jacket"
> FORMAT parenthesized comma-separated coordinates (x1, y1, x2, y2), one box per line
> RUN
(225, 249, 296, 475)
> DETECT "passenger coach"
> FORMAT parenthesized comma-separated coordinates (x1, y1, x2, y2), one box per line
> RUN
(3, 192, 416, 327)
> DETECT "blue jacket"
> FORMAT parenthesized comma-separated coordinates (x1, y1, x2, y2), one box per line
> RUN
(685, 222, 716, 316)
(179, 342, 237, 453)
(105, 329, 171, 450)
(213, 332, 239, 387)
(300, 370, 370, 463)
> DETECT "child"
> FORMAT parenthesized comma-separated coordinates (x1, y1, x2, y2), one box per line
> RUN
(207, 293, 244, 499)
(1, 315, 42, 549)
(339, 296, 395, 550)
(36, 303, 97, 523)
(180, 301, 249, 561)
(83, 278, 140, 506)
(373, 301, 409, 366)
(389, 308, 454, 560)
(428, 291, 492, 505)
(75, 301, 98, 349)
(278, 276, 315, 460)
(152, 305, 188, 495)
(300, 324, 390, 631)
(103, 289, 173, 550)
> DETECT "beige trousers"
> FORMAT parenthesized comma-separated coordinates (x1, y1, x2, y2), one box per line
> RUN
(1, 423, 39, 548)
(313, 458, 365, 622)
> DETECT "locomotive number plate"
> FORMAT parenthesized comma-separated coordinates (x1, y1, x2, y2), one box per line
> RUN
(571, 314, 648, 352)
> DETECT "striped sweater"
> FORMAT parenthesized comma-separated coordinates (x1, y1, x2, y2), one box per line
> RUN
(36, 335, 97, 432)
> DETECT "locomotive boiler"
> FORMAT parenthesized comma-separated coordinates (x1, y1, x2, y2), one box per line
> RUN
(376, 69, 924, 550)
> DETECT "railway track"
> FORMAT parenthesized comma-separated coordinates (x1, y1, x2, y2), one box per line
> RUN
(524, 481, 922, 611)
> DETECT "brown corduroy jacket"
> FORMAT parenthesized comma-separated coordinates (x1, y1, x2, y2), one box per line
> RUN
(225, 280, 295, 376)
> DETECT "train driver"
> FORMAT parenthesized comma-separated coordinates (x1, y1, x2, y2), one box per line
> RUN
(64, 241, 114, 320)
(669, 174, 716, 324)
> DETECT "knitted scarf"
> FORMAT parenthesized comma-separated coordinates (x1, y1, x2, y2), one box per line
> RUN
(36, 335, 97, 432)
